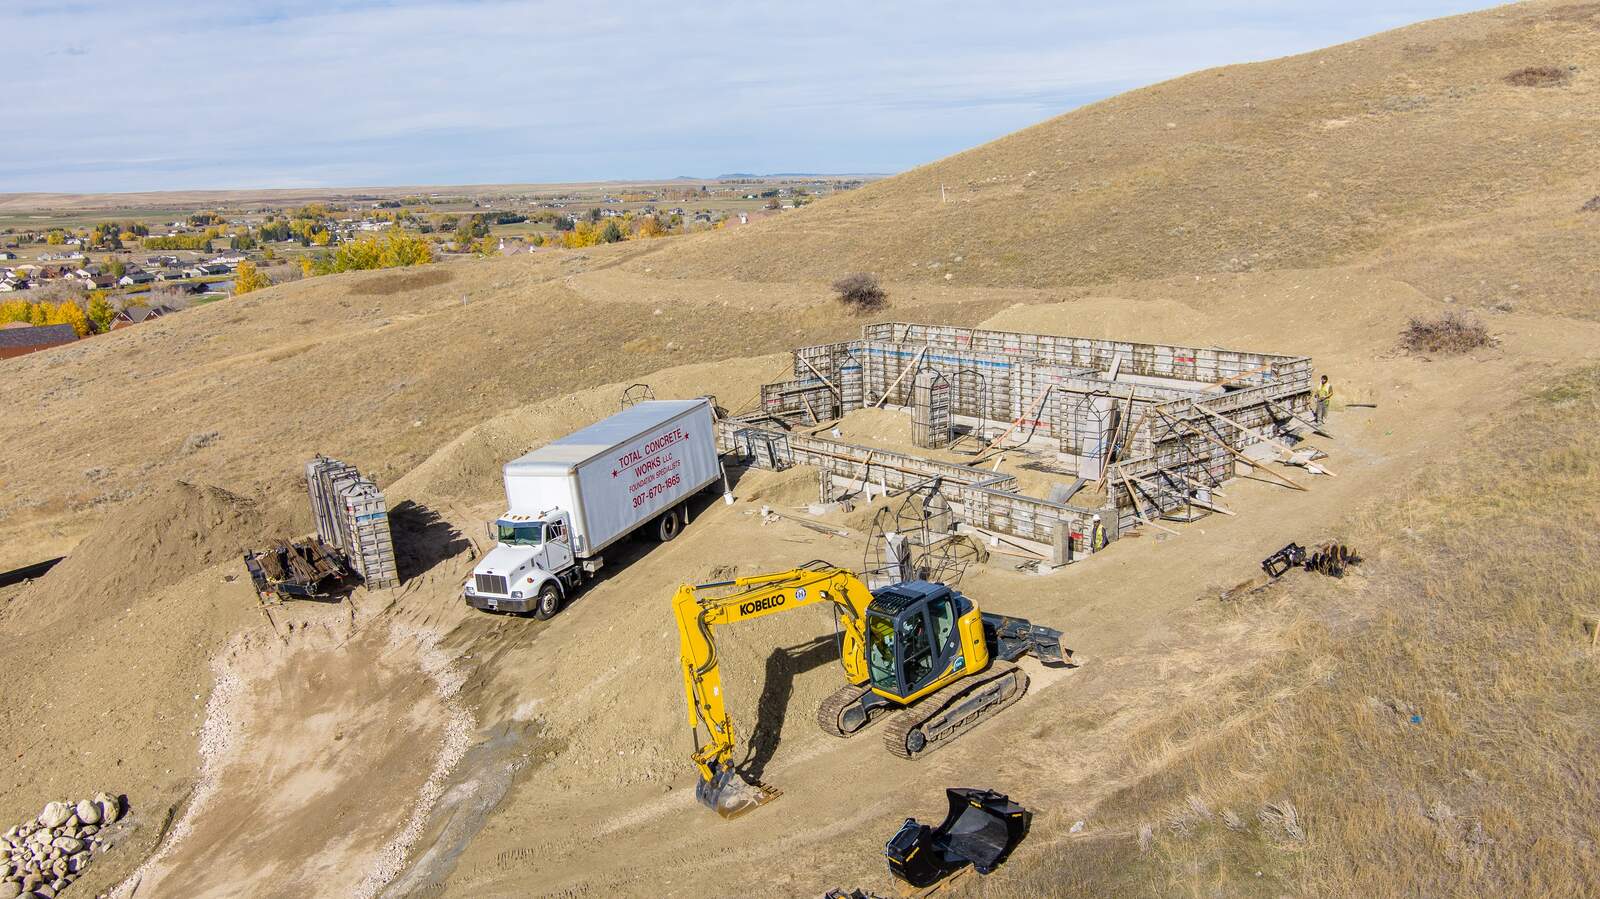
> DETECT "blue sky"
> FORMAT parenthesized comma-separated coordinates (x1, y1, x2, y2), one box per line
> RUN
(1, 0, 1491, 193)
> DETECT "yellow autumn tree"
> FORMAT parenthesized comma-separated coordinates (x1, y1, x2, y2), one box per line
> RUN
(234, 261, 272, 295)
(0, 299, 29, 323)
(47, 300, 90, 337)
(87, 292, 115, 333)
(28, 303, 48, 326)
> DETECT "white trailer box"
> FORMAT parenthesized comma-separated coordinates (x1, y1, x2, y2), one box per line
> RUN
(503, 399, 720, 556)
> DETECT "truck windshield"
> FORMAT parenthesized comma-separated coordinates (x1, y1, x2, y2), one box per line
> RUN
(496, 522, 545, 546)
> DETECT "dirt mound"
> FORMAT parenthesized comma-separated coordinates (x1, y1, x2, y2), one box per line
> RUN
(12, 481, 260, 633)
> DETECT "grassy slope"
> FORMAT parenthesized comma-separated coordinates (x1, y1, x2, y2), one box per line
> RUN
(1002, 367, 1600, 897)
(630, 1, 1600, 315)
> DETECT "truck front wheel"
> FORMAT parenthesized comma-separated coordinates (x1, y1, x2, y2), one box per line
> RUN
(532, 582, 563, 620)
(655, 508, 682, 542)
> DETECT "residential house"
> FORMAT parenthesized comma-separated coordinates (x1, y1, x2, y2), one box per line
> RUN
(0, 323, 77, 358)
(110, 305, 173, 329)
(83, 274, 117, 290)
(0, 251, 16, 260)
(157, 269, 188, 281)
(0, 276, 30, 292)
(118, 271, 157, 286)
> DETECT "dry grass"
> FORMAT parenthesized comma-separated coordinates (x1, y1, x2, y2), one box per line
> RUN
(999, 366, 1600, 897)
(832, 272, 888, 312)
(1402, 310, 1492, 354)
(1504, 65, 1573, 87)
(347, 267, 455, 296)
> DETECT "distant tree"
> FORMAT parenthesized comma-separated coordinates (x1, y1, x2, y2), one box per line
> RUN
(598, 219, 625, 244)
(45, 230, 65, 246)
(230, 230, 258, 250)
(103, 258, 126, 278)
(233, 260, 272, 295)
(87, 292, 115, 332)
(831, 272, 887, 312)
(28, 302, 49, 326)
(47, 300, 90, 337)
(586, 207, 602, 224)
(0, 299, 29, 323)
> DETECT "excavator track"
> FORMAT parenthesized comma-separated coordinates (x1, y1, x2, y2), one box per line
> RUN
(881, 664, 1029, 760)
(817, 682, 889, 738)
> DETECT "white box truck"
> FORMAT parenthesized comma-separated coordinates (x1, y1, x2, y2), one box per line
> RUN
(465, 399, 725, 618)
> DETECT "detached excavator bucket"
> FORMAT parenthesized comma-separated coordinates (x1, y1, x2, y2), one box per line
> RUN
(696, 762, 780, 819)
(884, 788, 1031, 888)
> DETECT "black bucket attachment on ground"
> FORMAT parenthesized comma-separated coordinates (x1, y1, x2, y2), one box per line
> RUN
(884, 788, 1030, 888)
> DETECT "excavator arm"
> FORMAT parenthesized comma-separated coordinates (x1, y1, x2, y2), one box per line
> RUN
(672, 561, 874, 818)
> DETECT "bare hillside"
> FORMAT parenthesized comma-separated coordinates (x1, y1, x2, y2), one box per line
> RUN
(628, 1, 1599, 314)
(2, 3, 1599, 898)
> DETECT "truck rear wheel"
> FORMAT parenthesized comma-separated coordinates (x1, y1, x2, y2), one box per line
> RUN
(655, 508, 682, 542)
(532, 582, 563, 620)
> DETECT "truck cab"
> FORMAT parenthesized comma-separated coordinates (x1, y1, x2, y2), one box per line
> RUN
(464, 510, 580, 618)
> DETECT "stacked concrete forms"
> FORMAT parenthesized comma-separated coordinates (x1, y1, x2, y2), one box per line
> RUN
(305, 456, 400, 589)
(723, 323, 1313, 559)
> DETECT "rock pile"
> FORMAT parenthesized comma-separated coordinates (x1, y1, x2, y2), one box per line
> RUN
(1, 794, 123, 898)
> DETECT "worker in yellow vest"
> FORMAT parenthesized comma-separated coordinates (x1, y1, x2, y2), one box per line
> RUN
(1091, 514, 1107, 552)
(1313, 375, 1333, 425)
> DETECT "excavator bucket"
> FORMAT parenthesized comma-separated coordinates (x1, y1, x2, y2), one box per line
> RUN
(696, 762, 781, 819)
(884, 788, 1031, 888)
(982, 613, 1072, 667)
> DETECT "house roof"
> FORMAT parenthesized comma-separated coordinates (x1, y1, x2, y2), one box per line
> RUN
(117, 305, 173, 323)
(0, 323, 77, 349)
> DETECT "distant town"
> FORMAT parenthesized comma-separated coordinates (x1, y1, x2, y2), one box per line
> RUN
(0, 175, 874, 358)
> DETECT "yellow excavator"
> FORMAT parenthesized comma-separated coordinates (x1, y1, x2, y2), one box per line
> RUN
(673, 561, 1070, 818)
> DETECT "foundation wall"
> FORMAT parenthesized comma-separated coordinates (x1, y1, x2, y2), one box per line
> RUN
(727, 322, 1315, 562)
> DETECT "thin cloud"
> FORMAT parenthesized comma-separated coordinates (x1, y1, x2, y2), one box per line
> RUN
(1, 0, 1495, 192)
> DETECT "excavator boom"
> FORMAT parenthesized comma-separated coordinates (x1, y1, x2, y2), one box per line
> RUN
(673, 562, 875, 817)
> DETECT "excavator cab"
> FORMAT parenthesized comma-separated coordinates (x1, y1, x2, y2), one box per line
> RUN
(864, 582, 986, 703)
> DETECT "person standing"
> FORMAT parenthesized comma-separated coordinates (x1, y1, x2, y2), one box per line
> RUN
(1091, 514, 1107, 552)
(1313, 375, 1333, 425)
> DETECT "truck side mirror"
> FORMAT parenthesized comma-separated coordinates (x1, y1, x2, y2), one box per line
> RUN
(485, 521, 495, 542)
